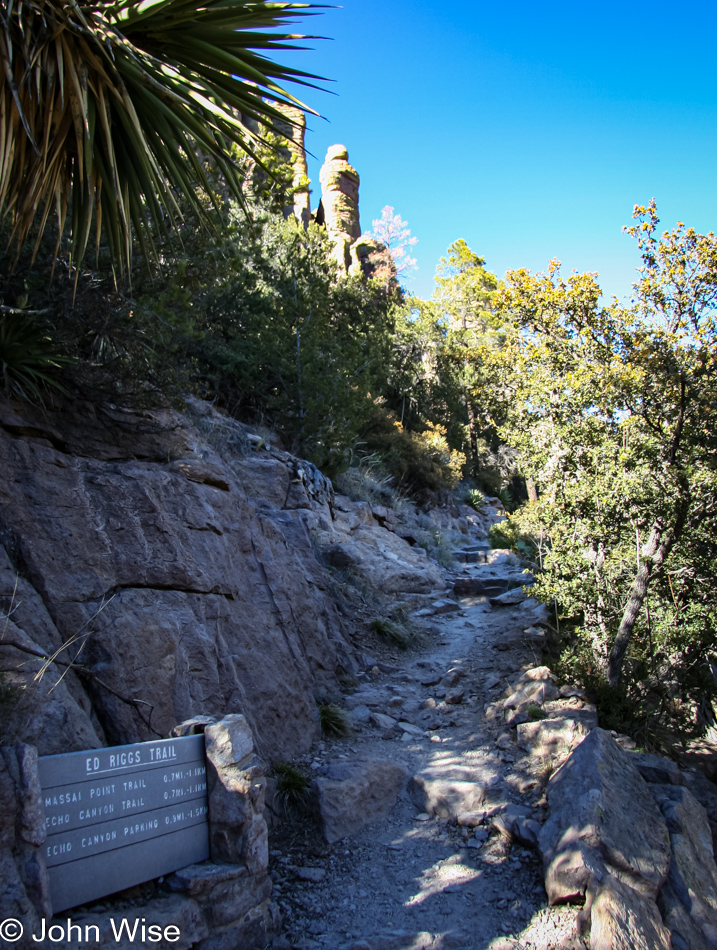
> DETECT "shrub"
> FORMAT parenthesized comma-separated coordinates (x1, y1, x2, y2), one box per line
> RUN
(334, 454, 400, 508)
(415, 528, 455, 568)
(357, 408, 466, 501)
(489, 515, 538, 559)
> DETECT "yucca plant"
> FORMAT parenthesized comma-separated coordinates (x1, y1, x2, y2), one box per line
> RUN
(0, 313, 69, 399)
(0, 0, 324, 276)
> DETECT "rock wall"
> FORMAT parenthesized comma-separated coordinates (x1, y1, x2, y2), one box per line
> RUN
(0, 396, 357, 762)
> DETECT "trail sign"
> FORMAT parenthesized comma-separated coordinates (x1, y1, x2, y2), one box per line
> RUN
(39, 735, 210, 913)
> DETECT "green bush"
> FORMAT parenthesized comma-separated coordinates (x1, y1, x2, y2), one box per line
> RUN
(488, 515, 537, 558)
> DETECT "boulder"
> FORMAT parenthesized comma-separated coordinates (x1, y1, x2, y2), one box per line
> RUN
(503, 673, 559, 724)
(589, 874, 672, 950)
(408, 768, 490, 819)
(167, 863, 272, 932)
(516, 718, 590, 761)
(541, 700, 599, 732)
(628, 751, 684, 786)
(205, 715, 255, 769)
(538, 729, 671, 904)
(319, 527, 444, 594)
(652, 784, 717, 948)
(314, 759, 407, 843)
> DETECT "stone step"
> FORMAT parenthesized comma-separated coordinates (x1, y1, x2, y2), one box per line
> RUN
(453, 577, 509, 596)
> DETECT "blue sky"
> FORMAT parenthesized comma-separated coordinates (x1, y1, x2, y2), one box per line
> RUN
(281, 0, 717, 301)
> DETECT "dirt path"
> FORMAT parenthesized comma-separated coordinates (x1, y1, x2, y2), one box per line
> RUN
(268, 549, 581, 950)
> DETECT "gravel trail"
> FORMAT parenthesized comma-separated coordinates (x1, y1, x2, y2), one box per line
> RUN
(268, 550, 581, 950)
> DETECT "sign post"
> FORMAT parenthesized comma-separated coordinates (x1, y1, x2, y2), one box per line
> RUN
(39, 736, 210, 913)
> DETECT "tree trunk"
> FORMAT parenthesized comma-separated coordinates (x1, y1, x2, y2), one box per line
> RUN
(607, 500, 688, 688)
(526, 476, 539, 503)
(466, 398, 479, 470)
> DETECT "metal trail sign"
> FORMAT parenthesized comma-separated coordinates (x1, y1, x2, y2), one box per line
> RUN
(39, 735, 210, 913)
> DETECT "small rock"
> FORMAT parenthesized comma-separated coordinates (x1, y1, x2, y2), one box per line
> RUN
(296, 867, 326, 883)
(420, 698, 437, 709)
(614, 734, 637, 751)
(484, 674, 501, 690)
(398, 721, 424, 736)
(432, 599, 461, 614)
(457, 811, 489, 827)
(559, 684, 588, 699)
(496, 733, 514, 750)
(350, 704, 372, 724)
(370, 712, 397, 731)
(490, 588, 528, 606)
(442, 668, 465, 687)
(445, 689, 465, 705)
(420, 674, 443, 687)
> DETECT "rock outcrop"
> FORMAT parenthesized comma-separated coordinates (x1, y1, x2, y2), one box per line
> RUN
(539, 728, 672, 904)
(273, 103, 311, 227)
(537, 727, 717, 950)
(318, 144, 361, 271)
(0, 396, 357, 762)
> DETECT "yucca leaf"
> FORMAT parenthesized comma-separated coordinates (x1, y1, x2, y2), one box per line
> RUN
(0, 0, 328, 276)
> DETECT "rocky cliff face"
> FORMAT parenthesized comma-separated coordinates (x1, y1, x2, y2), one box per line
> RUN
(0, 397, 358, 761)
